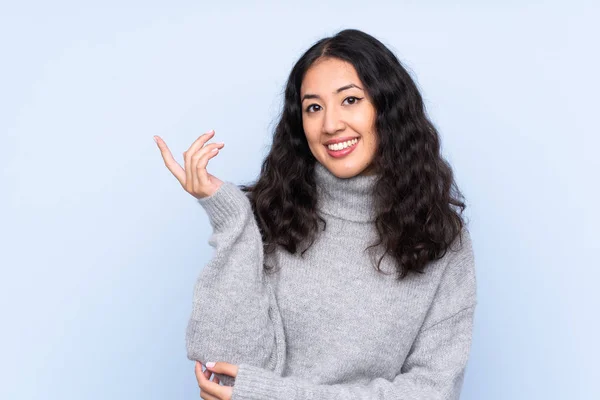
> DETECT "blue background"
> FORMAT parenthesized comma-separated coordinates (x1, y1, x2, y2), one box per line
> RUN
(1, 1, 598, 398)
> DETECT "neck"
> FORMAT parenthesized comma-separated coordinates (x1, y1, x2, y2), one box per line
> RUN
(314, 162, 378, 223)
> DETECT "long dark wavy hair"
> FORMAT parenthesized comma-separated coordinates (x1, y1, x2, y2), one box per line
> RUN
(239, 29, 467, 281)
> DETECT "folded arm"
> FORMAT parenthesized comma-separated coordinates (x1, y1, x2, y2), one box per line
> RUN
(230, 228, 478, 400)
(231, 304, 475, 400)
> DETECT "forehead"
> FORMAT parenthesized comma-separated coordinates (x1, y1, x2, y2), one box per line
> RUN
(300, 58, 361, 94)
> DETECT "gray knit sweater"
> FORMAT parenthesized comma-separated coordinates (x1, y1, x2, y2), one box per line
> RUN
(186, 162, 477, 399)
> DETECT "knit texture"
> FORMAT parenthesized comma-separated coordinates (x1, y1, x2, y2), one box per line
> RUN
(186, 162, 477, 399)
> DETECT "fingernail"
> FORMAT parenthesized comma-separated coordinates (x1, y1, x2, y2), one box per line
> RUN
(206, 362, 216, 368)
(153, 136, 158, 143)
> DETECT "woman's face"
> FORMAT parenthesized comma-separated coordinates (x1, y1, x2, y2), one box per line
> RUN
(300, 57, 378, 178)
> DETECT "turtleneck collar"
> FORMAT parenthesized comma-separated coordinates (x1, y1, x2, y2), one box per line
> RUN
(314, 162, 378, 223)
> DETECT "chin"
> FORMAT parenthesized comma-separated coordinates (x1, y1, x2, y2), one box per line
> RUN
(321, 163, 366, 179)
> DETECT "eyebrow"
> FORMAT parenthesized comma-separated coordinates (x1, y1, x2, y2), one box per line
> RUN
(301, 83, 363, 102)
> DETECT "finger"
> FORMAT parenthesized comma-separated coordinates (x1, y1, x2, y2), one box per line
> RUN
(184, 130, 215, 191)
(154, 136, 186, 186)
(195, 361, 204, 386)
(202, 382, 230, 400)
(200, 391, 219, 400)
(196, 361, 226, 399)
(193, 143, 224, 188)
(205, 362, 238, 378)
(195, 361, 213, 388)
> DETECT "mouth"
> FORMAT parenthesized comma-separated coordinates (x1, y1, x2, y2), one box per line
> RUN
(324, 137, 360, 158)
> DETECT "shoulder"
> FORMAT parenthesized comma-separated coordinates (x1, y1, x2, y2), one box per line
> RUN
(437, 226, 477, 306)
(446, 226, 475, 266)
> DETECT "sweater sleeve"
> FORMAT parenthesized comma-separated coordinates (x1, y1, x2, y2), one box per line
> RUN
(230, 228, 478, 400)
(185, 182, 287, 387)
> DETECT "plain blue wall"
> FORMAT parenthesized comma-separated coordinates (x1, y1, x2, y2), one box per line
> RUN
(1, 1, 598, 399)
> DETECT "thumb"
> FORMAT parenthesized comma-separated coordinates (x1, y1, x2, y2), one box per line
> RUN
(205, 361, 238, 377)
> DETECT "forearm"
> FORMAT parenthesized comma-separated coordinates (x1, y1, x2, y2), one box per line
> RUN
(231, 305, 476, 400)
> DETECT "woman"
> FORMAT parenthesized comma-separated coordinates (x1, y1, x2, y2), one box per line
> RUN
(154, 28, 477, 400)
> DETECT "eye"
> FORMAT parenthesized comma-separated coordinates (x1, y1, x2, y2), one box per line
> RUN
(343, 96, 363, 105)
(305, 104, 321, 113)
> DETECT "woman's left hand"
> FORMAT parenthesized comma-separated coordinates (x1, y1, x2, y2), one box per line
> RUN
(195, 361, 238, 400)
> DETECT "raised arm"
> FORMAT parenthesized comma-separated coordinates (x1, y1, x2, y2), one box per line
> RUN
(153, 131, 286, 387)
(186, 181, 287, 386)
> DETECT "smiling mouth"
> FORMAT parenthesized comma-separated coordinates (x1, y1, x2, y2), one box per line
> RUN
(323, 138, 361, 159)
(324, 137, 360, 151)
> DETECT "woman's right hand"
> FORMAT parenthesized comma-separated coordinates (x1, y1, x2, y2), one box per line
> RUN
(154, 129, 225, 199)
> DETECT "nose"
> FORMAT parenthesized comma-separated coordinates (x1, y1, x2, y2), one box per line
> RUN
(322, 106, 345, 135)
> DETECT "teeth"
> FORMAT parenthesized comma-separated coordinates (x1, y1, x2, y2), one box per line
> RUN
(327, 138, 358, 151)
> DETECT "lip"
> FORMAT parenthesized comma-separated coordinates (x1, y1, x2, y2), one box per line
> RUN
(323, 136, 360, 146)
(325, 137, 360, 158)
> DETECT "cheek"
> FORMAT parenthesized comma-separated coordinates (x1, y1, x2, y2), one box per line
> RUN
(360, 127, 378, 155)
(302, 119, 319, 143)
(363, 111, 378, 147)
(351, 106, 376, 131)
